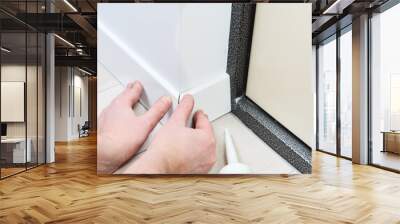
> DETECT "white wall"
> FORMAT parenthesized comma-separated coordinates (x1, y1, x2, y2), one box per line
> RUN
(71, 74, 89, 138)
(1, 66, 27, 135)
(98, 3, 232, 120)
(55, 67, 89, 141)
(246, 3, 314, 147)
(55, 67, 69, 141)
(1, 63, 46, 164)
(98, 3, 231, 92)
(1, 65, 39, 138)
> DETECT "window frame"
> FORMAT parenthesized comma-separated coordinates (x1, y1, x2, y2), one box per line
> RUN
(367, 0, 400, 173)
(315, 24, 353, 161)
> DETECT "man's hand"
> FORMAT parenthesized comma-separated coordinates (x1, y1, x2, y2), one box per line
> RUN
(124, 95, 216, 174)
(98, 81, 172, 174)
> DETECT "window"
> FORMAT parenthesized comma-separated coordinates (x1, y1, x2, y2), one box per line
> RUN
(0, 1, 47, 179)
(318, 36, 337, 154)
(370, 3, 400, 171)
(339, 28, 352, 158)
(317, 25, 353, 159)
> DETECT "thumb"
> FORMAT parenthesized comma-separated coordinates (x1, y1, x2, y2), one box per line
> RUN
(193, 110, 213, 135)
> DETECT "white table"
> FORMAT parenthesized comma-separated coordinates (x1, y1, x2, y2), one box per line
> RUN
(1, 138, 31, 163)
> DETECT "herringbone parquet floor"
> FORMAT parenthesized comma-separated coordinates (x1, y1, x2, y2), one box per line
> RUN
(1, 135, 400, 223)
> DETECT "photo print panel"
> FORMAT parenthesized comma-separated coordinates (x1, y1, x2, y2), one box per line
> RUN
(98, 3, 310, 175)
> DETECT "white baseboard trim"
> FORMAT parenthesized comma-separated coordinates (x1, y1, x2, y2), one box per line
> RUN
(98, 22, 180, 122)
(181, 74, 231, 126)
(98, 22, 231, 125)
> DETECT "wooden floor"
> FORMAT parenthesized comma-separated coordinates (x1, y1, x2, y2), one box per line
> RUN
(1, 163, 44, 178)
(0, 167, 26, 178)
(1, 135, 400, 223)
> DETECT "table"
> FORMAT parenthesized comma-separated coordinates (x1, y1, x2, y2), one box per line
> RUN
(1, 138, 32, 163)
(382, 131, 400, 154)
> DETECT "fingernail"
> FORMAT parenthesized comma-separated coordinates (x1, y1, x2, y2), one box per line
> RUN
(198, 110, 208, 118)
(161, 96, 172, 104)
(127, 82, 134, 88)
(181, 94, 193, 102)
(132, 81, 142, 91)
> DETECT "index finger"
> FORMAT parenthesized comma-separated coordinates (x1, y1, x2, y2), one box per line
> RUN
(168, 94, 194, 126)
(113, 81, 143, 107)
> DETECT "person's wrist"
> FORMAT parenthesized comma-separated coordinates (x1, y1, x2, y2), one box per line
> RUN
(97, 134, 128, 173)
(123, 149, 169, 174)
(147, 149, 174, 173)
(97, 137, 117, 174)
(146, 144, 186, 174)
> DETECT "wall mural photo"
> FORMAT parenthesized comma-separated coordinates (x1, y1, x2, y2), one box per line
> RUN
(97, 3, 313, 175)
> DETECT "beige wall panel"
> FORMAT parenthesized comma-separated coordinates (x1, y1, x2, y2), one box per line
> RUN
(246, 3, 314, 147)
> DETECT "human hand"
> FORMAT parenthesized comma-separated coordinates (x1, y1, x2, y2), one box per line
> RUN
(97, 81, 172, 174)
(125, 95, 216, 174)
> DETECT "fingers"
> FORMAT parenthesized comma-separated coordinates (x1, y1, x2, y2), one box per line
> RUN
(168, 94, 194, 126)
(115, 81, 143, 107)
(142, 96, 172, 130)
(193, 110, 213, 135)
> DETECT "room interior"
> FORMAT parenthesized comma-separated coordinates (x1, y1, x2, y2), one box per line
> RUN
(0, 30, 46, 178)
(97, 3, 312, 174)
(0, 0, 399, 222)
(316, 0, 400, 171)
(370, 4, 400, 171)
(0, 0, 96, 179)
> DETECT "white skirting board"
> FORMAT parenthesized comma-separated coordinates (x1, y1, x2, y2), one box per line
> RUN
(181, 75, 231, 126)
(97, 28, 180, 121)
(98, 62, 232, 124)
(97, 56, 231, 125)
